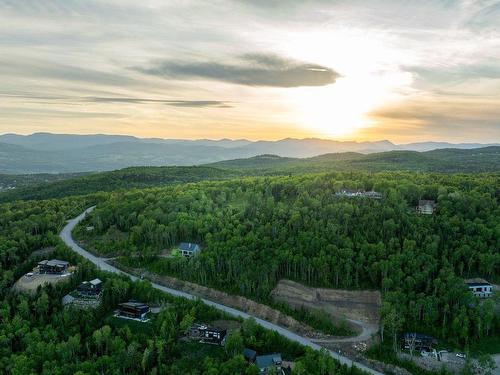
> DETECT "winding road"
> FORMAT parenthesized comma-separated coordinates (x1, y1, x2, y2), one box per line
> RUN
(60, 207, 383, 375)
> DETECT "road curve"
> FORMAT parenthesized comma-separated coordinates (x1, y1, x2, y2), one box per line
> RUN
(60, 207, 383, 375)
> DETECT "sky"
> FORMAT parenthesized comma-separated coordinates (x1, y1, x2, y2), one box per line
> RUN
(1, 0, 499, 143)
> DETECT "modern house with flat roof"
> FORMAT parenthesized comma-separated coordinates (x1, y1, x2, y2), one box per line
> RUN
(188, 323, 227, 345)
(465, 280, 493, 298)
(117, 301, 150, 320)
(416, 200, 436, 215)
(255, 353, 283, 374)
(402, 333, 435, 351)
(178, 242, 201, 257)
(77, 278, 103, 297)
(38, 259, 69, 274)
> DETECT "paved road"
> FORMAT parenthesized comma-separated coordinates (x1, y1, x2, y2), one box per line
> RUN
(60, 207, 383, 375)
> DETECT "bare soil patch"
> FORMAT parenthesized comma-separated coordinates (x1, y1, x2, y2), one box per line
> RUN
(270, 279, 381, 325)
(12, 272, 72, 294)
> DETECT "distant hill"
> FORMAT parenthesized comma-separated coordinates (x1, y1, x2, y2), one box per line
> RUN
(0, 166, 238, 202)
(1, 133, 498, 174)
(1, 146, 498, 202)
(209, 146, 500, 173)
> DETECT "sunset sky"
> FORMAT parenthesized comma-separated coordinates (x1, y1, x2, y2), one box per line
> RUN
(1, 0, 499, 142)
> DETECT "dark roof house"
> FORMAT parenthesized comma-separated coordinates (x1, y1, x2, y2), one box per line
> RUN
(117, 301, 150, 320)
(38, 259, 70, 274)
(255, 353, 283, 374)
(243, 348, 257, 362)
(77, 278, 103, 297)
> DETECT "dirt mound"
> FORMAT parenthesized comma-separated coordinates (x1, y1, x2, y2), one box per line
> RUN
(131, 269, 317, 336)
(270, 279, 381, 325)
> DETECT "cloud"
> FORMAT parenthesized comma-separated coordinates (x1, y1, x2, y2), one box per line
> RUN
(135, 53, 339, 88)
(87, 97, 232, 108)
(0, 93, 232, 108)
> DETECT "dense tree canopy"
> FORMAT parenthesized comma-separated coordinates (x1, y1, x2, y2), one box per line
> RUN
(0, 183, 369, 374)
(76, 171, 500, 348)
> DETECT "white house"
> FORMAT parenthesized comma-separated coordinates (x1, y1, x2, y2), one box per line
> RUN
(466, 280, 493, 298)
(417, 200, 436, 215)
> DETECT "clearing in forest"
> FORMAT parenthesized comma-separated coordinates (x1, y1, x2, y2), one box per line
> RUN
(270, 280, 381, 327)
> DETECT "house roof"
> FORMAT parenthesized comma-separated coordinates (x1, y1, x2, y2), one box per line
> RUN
(418, 200, 436, 206)
(119, 301, 149, 309)
(90, 278, 102, 285)
(39, 259, 69, 267)
(466, 282, 491, 287)
(178, 242, 201, 252)
(255, 353, 282, 369)
(243, 348, 257, 360)
(403, 332, 434, 340)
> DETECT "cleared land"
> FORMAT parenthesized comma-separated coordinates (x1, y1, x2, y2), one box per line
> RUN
(271, 279, 381, 324)
(270, 279, 381, 341)
(12, 272, 72, 294)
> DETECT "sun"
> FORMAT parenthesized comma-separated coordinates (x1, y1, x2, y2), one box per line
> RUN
(277, 29, 414, 138)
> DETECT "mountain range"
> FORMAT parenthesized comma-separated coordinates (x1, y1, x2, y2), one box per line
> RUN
(1, 132, 499, 174)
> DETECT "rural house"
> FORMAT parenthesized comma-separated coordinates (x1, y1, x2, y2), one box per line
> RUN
(77, 278, 103, 297)
(188, 323, 227, 345)
(117, 301, 150, 320)
(178, 242, 201, 257)
(255, 353, 283, 374)
(402, 333, 435, 351)
(38, 259, 69, 274)
(416, 200, 436, 215)
(243, 348, 257, 363)
(465, 280, 493, 298)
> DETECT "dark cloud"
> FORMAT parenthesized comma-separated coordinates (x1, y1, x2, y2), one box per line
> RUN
(87, 97, 232, 108)
(135, 53, 339, 88)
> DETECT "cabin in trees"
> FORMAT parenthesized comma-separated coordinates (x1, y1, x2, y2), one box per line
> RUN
(187, 323, 227, 345)
(416, 200, 436, 215)
(77, 278, 103, 297)
(178, 242, 201, 257)
(38, 259, 69, 274)
(465, 280, 493, 298)
(402, 333, 435, 351)
(255, 353, 283, 374)
(117, 301, 150, 320)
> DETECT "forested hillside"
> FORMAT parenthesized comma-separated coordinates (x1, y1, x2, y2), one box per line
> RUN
(75, 171, 500, 352)
(0, 166, 239, 203)
(1, 146, 499, 203)
(0, 191, 362, 374)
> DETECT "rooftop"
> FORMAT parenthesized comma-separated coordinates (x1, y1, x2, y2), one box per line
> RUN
(178, 242, 201, 251)
(255, 353, 282, 369)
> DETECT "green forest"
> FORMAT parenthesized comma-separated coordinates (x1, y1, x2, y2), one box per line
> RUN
(0, 186, 368, 374)
(74, 171, 500, 352)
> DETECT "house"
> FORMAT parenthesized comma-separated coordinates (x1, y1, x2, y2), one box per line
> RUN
(335, 189, 382, 199)
(363, 191, 383, 199)
(38, 259, 69, 274)
(178, 242, 201, 257)
(465, 280, 493, 298)
(416, 200, 436, 215)
(117, 301, 150, 320)
(243, 348, 257, 363)
(255, 353, 283, 374)
(403, 333, 435, 351)
(188, 323, 227, 345)
(77, 278, 103, 297)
